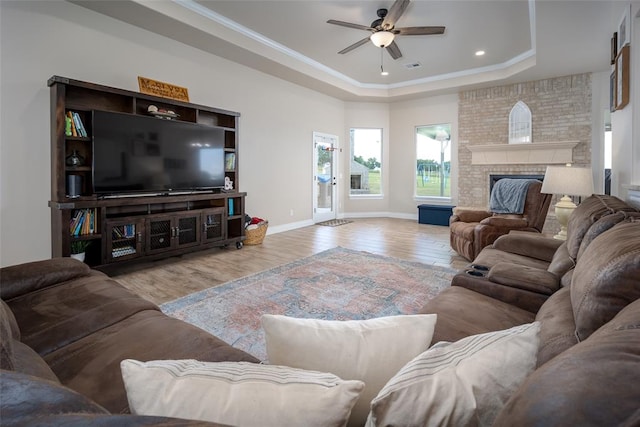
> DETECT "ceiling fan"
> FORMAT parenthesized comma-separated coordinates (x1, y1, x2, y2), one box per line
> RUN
(327, 0, 445, 60)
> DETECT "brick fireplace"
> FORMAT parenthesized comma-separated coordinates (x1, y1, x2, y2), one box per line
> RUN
(457, 73, 593, 234)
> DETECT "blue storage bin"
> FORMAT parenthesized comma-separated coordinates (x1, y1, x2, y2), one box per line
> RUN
(418, 204, 454, 226)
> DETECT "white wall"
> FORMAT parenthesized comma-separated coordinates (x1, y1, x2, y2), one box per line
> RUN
(0, 1, 344, 266)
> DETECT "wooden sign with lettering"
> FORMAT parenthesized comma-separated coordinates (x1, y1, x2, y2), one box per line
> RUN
(137, 77, 190, 102)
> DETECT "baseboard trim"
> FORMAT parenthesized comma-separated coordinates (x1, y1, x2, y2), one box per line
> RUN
(265, 213, 419, 236)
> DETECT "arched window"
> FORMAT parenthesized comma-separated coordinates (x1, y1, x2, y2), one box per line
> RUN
(509, 101, 531, 144)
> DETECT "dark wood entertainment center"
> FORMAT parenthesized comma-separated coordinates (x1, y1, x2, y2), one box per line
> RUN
(48, 76, 246, 268)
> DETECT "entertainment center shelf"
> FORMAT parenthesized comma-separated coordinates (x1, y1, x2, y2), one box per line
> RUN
(48, 76, 245, 268)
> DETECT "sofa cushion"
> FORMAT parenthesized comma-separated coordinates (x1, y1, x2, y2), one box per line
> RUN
(473, 246, 550, 271)
(488, 263, 559, 295)
(491, 232, 564, 263)
(494, 297, 640, 427)
(1, 300, 17, 370)
(576, 211, 640, 260)
(44, 309, 259, 414)
(367, 322, 540, 427)
(121, 359, 364, 427)
(546, 242, 575, 281)
(565, 194, 637, 260)
(10, 341, 60, 383)
(451, 271, 548, 313)
(0, 257, 91, 300)
(7, 271, 159, 356)
(571, 221, 640, 341)
(262, 314, 437, 427)
(1, 299, 20, 340)
(0, 370, 109, 421)
(534, 287, 577, 366)
(420, 286, 535, 344)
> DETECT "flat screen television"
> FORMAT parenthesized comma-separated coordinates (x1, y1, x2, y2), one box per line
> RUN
(92, 110, 226, 196)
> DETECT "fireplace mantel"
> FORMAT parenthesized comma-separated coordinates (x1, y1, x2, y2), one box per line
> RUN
(467, 141, 578, 165)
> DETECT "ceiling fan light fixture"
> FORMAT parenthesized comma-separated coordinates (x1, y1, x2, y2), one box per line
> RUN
(370, 31, 395, 47)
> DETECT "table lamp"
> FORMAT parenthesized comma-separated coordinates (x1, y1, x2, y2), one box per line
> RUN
(541, 164, 594, 240)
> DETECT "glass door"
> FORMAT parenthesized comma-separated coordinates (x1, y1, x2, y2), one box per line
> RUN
(313, 132, 338, 223)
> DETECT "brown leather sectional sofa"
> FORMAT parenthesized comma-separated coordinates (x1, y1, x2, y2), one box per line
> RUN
(421, 194, 640, 425)
(1, 194, 639, 426)
(1, 258, 256, 425)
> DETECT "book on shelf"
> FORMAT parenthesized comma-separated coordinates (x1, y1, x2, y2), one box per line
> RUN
(73, 112, 87, 137)
(66, 111, 77, 137)
(69, 208, 97, 236)
(113, 224, 136, 239)
(66, 111, 87, 137)
(225, 153, 236, 171)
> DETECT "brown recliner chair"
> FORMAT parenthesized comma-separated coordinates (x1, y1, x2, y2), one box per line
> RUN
(450, 180, 552, 261)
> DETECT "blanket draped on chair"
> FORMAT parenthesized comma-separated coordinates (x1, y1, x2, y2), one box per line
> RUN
(489, 179, 541, 214)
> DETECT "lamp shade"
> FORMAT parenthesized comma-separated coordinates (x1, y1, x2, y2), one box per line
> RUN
(541, 165, 594, 196)
(370, 31, 395, 47)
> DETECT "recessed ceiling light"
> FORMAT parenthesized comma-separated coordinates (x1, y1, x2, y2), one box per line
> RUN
(475, 50, 485, 56)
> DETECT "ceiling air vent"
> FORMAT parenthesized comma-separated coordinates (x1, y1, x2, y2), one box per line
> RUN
(403, 62, 422, 69)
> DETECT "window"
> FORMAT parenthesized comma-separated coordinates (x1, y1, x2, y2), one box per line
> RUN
(350, 128, 382, 196)
(416, 124, 451, 198)
(508, 101, 532, 144)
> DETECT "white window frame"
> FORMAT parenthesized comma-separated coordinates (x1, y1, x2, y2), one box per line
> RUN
(509, 101, 532, 144)
(349, 128, 383, 199)
(415, 124, 452, 202)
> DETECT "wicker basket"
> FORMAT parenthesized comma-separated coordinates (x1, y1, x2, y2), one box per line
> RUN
(244, 221, 268, 245)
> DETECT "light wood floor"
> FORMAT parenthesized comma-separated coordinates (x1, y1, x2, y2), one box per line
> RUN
(110, 218, 468, 305)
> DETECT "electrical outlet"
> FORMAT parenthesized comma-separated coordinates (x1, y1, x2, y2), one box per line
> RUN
(290, 209, 294, 216)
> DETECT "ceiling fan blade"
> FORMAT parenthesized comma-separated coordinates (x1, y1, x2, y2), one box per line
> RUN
(396, 26, 445, 36)
(382, 0, 410, 30)
(386, 41, 402, 59)
(338, 36, 371, 54)
(327, 19, 374, 32)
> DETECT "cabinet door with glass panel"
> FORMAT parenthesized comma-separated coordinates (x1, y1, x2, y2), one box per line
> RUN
(202, 208, 226, 244)
(104, 218, 145, 263)
(146, 212, 201, 255)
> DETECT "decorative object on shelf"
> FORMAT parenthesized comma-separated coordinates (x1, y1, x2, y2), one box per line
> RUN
(615, 45, 630, 111)
(65, 150, 85, 167)
(147, 104, 179, 120)
(138, 76, 190, 102)
(224, 176, 234, 191)
(66, 175, 82, 198)
(541, 164, 594, 240)
(225, 153, 236, 171)
(70, 240, 91, 262)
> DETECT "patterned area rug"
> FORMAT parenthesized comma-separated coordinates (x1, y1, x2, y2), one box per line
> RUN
(316, 219, 353, 227)
(161, 247, 455, 361)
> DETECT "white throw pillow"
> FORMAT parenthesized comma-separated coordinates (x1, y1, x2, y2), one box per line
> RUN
(121, 359, 364, 427)
(366, 321, 541, 427)
(261, 314, 437, 427)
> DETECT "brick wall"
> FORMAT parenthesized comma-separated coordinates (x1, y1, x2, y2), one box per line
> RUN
(458, 73, 592, 233)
